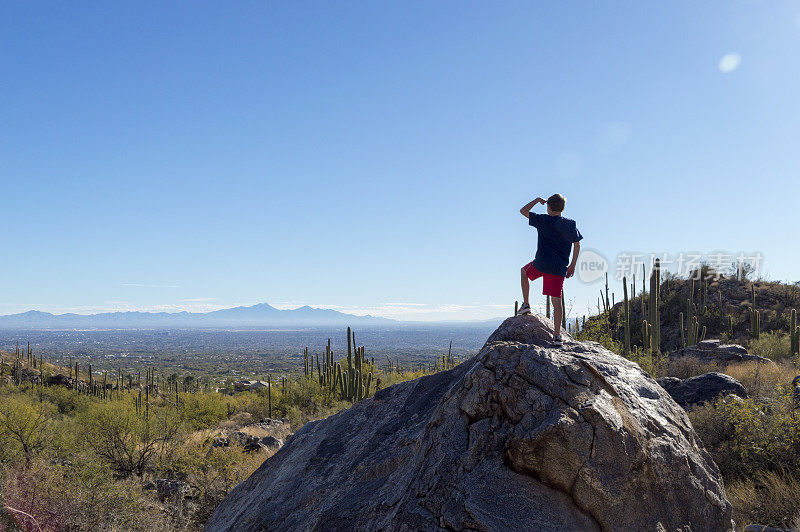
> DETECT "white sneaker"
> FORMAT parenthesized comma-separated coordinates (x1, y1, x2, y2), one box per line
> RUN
(518, 303, 532, 315)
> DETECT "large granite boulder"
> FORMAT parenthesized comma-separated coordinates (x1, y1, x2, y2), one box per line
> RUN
(206, 314, 733, 531)
(657, 372, 747, 409)
(670, 339, 770, 365)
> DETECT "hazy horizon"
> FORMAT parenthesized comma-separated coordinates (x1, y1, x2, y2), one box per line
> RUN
(0, 300, 510, 324)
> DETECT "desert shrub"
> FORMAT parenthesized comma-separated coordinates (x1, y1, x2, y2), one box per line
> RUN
(255, 377, 349, 424)
(279, 399, 351, 430)
(378, 368, 431, 389)
(749, 331, 792, 362)
(1, 456, 169, 531)
(726, 469, 800, 530)
(0, 395, 55, 463)
(284, 405, 304, 430)
(687, 401, 736, 467)
(180, 392, 228, 430)
(36, 385, 91, 415)
(575, 315, 621, 353)
(79, 401, 185, 477)
(689, 389, 800, 480)
(171, 442, 267, 527)
(608, 346, 669, 379)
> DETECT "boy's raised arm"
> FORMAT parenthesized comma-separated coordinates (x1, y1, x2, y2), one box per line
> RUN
(520, 197, 546, 219)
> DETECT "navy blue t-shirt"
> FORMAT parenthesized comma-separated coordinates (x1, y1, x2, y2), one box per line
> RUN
(528, 213, 583, 276)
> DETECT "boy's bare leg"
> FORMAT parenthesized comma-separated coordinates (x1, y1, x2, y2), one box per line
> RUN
(520, 268, 530, 307)
(552, 296, 562, 337)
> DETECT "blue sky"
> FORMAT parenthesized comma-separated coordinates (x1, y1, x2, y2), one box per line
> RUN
(2, 2, 799, 321)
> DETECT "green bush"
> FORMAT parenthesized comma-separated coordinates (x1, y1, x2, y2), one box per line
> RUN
(749, 331, 792, 362)
(38, 385, 90, 415)
(1, 455, 169, 531)
(79, 400, 184, 477)
(171, 442, 266, 526)
(0, 395, 55, 462)
(575, 315, 621, 353)
(180, 392, 228, 430)
(689, 388, 800, 480)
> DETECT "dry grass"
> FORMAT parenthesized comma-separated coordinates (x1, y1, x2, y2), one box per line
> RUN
(238, 423, 292, 441)
(216, 412, 253, 431)
(186, 428, 218, 445)
(727, 469, 800, 530)
(686, 359, 800, 529)
(662, 357, 721, 379)
(723, 361, 798, 400)
(658, 357, 797, 401)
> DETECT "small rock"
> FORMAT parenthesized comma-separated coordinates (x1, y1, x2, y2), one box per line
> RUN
(155, 479, 189, 501)
(242, 441, 264, 453)
(46, 374, 73, 388)
(743, 525, 789, 532)
(657, 372, 747, 409)
(260, 436, 283, 450)
(229, 431, 258, 447)
(670, 339, 771, 365)
(209, 436, 230, 448)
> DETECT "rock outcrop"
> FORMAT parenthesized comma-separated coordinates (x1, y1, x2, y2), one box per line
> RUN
(657, 372, 747, 409)
(208, 418, 291, 453)
(206, 315, 733, 531)
(669, 339, 770, 365)
(46, 373, 73, 388)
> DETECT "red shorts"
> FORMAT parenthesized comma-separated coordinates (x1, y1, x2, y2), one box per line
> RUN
(523, 262, 565, 298)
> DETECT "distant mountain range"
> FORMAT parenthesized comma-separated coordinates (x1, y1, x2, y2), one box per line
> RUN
(0, 303, 398, 329)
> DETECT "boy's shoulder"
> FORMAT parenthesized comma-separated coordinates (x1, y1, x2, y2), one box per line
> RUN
(551, 215, 578, 225)
(550, 215, 578, 228)
(529, 213, 580, 229)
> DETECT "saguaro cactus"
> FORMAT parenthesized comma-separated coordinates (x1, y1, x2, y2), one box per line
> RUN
(622, 276, 631, 356)
(648, 259, 661, 355)
(749, 285, 760, 340)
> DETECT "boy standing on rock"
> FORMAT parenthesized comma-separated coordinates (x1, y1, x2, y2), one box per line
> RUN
(517, 194, 582, 346)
